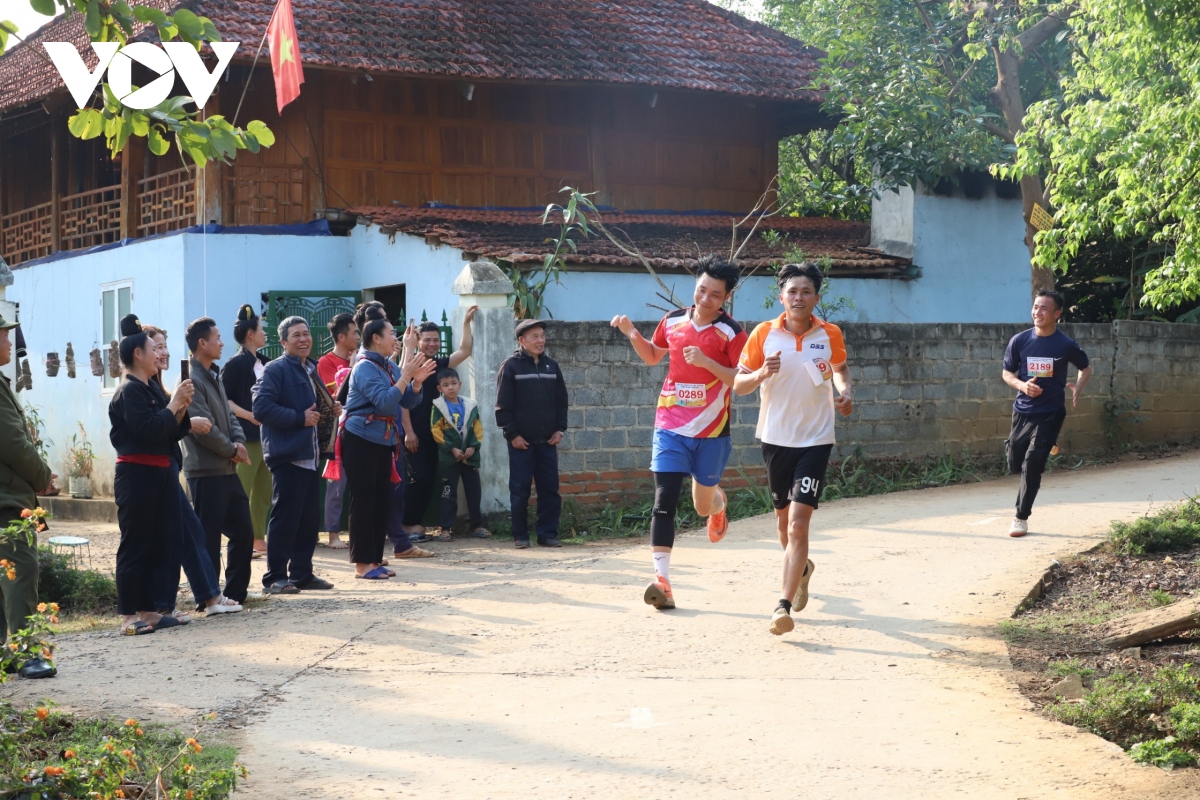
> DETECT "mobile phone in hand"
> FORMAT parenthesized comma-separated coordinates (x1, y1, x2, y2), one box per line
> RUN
(180, 359, 190, 381)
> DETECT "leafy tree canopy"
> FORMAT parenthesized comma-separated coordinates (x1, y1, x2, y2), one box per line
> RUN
(1004, 0, 1200, 311)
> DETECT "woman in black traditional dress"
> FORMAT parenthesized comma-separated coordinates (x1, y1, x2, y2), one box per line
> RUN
(108, 314, 193, 635)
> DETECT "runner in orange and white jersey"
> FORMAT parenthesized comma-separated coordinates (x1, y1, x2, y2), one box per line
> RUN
(735, 262, 854, 636)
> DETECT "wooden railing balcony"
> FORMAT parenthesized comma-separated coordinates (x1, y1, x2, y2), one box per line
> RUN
(138, 167, 197, 237)
(0, 168, 197, 266)
(60, 186, 122, 251)
(0, 201, 54, 265)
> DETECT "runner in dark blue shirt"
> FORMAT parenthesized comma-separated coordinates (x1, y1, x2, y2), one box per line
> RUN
(1001, 290, 1092, 537)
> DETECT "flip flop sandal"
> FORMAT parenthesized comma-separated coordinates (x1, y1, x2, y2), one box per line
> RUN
(152, 615, 185, 631)
(121, 620, 154, 636)
(472, 528, 492, 538)
(355, 566, 391, 580)
(170, 612, 193, 625)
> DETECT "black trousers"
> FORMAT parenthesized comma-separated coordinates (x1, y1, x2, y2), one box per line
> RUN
(263, 462, 320, 587)
(440, 460, 483, 530)
(1006, 407, 1067, 520)
(342, 431, 396, 565)
(115, 462, 182, 615)
(187, 474, 255, 603)
(401, 436, 439, 526)
(508, 441, 561, 542)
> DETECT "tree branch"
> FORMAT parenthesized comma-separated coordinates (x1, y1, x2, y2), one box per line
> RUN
(1015, 8, 1077, 54)
(984, 120, 1015, 144)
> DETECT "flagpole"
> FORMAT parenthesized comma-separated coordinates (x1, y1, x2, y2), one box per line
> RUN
(231, 0, 282, 127)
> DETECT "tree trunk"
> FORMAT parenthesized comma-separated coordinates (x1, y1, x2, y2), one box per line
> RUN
(992, 48, 1056, 295)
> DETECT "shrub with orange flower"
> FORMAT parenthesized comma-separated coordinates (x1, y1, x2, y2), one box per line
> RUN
(35, 707, 48, 720)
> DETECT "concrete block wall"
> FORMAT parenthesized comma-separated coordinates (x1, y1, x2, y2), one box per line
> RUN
(541, 320, 1200, 505)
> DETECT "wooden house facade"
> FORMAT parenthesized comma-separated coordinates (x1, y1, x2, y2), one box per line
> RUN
(0, 0, 838, 268)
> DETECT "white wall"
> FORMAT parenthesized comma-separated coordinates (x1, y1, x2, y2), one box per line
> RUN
(849, 183, 1031, 324)
(9, 232, 354, 493)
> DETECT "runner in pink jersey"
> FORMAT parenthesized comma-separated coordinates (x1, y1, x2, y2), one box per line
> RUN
(611, 256, 747, 610)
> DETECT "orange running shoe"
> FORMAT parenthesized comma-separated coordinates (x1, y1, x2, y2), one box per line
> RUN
(644, 576, 676, 610)
(707, 488, 729, 543)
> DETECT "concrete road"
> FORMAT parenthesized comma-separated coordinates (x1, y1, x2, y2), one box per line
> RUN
(15, 453, 1200, 798)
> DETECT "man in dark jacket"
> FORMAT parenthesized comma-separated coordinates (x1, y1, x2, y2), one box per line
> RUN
(0, 312, 55, 678)
(495, 319, 569, 548)
(181, 318, 255, 604)
(252, 316, 336, 594)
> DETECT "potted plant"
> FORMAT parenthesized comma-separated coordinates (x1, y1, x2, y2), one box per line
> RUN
(64, 424, 96, 499)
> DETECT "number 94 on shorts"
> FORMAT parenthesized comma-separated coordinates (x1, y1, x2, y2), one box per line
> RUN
(762, 443, 834, 511)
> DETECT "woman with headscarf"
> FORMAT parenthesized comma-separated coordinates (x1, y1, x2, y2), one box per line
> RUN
(221, 304, 273, 556)
(109, 315, 191, 635)
(143, 326, 243, 618)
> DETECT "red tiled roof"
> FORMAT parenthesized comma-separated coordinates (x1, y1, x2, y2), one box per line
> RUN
(349, 206, 911, 274)
(0, 0, 824, 114)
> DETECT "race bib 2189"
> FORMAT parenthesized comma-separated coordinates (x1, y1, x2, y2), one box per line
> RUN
(1026, 357, 1054, 378)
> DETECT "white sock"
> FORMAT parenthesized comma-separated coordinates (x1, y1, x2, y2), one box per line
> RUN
(653, 551, 671, 581)
(708, 488, 726, 516)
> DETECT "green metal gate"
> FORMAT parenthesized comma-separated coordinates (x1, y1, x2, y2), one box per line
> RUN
(262, 291, 363, 360)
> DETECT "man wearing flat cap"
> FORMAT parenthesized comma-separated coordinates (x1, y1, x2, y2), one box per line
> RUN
(495, 319, 569, 548)
(0, 312, 56, 679)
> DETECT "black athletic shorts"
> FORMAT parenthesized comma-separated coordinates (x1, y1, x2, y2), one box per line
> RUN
(762, 443, 834, 510)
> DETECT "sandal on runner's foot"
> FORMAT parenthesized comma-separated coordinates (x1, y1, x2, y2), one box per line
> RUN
(121, 620, 155, 636)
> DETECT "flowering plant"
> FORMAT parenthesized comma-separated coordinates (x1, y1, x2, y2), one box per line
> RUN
(0, 705, 245, 799)
(0, 509, 56, 680)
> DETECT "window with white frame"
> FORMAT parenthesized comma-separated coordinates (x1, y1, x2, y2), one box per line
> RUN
(100, 281, 133, 391)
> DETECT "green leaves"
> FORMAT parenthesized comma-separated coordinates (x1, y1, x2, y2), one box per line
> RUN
(34, 0, 277, 168)
(68, 109, 104, 140)
(1012, 0, 1200, 310)
(146, 126, 169, 156)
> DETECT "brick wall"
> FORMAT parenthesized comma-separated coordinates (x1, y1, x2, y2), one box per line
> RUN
(542, 320, 1200, 505)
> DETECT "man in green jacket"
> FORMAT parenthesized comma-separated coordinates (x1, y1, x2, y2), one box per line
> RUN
(0, 312, 55, 679)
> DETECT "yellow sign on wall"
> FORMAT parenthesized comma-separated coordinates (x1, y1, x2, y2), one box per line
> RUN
(1029, 204, 1055, 232)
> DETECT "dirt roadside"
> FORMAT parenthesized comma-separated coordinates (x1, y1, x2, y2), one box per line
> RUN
(6, 453, 1200, 798)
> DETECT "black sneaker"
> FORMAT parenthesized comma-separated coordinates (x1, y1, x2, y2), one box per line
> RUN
(537, 537, 562, 548)
(264, 580, 299, 595)
(293, 576, 334, 591)
(514, 539, 530, 549)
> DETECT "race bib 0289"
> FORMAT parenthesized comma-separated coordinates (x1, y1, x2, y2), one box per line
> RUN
(674, 382, 707, 407)
(1026, 357, 1054, 378)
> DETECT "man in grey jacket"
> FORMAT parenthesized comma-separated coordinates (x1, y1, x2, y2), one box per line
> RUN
(181, 317, 255, 603)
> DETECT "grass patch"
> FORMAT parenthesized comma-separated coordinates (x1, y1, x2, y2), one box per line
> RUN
(1150, 588, 1177, 607)
(999, 594, 1135, 644)
(1109, 497, 1200, 555)
(53, 612, 117, 635)
(37, 547, 117, 613)
(1046, 664, 1200, 751)
(0, 701, 241, 798)
(1046, 658, 1097, 681)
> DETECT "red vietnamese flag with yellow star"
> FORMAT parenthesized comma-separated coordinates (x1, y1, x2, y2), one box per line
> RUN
(267, 0, 304, 114)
